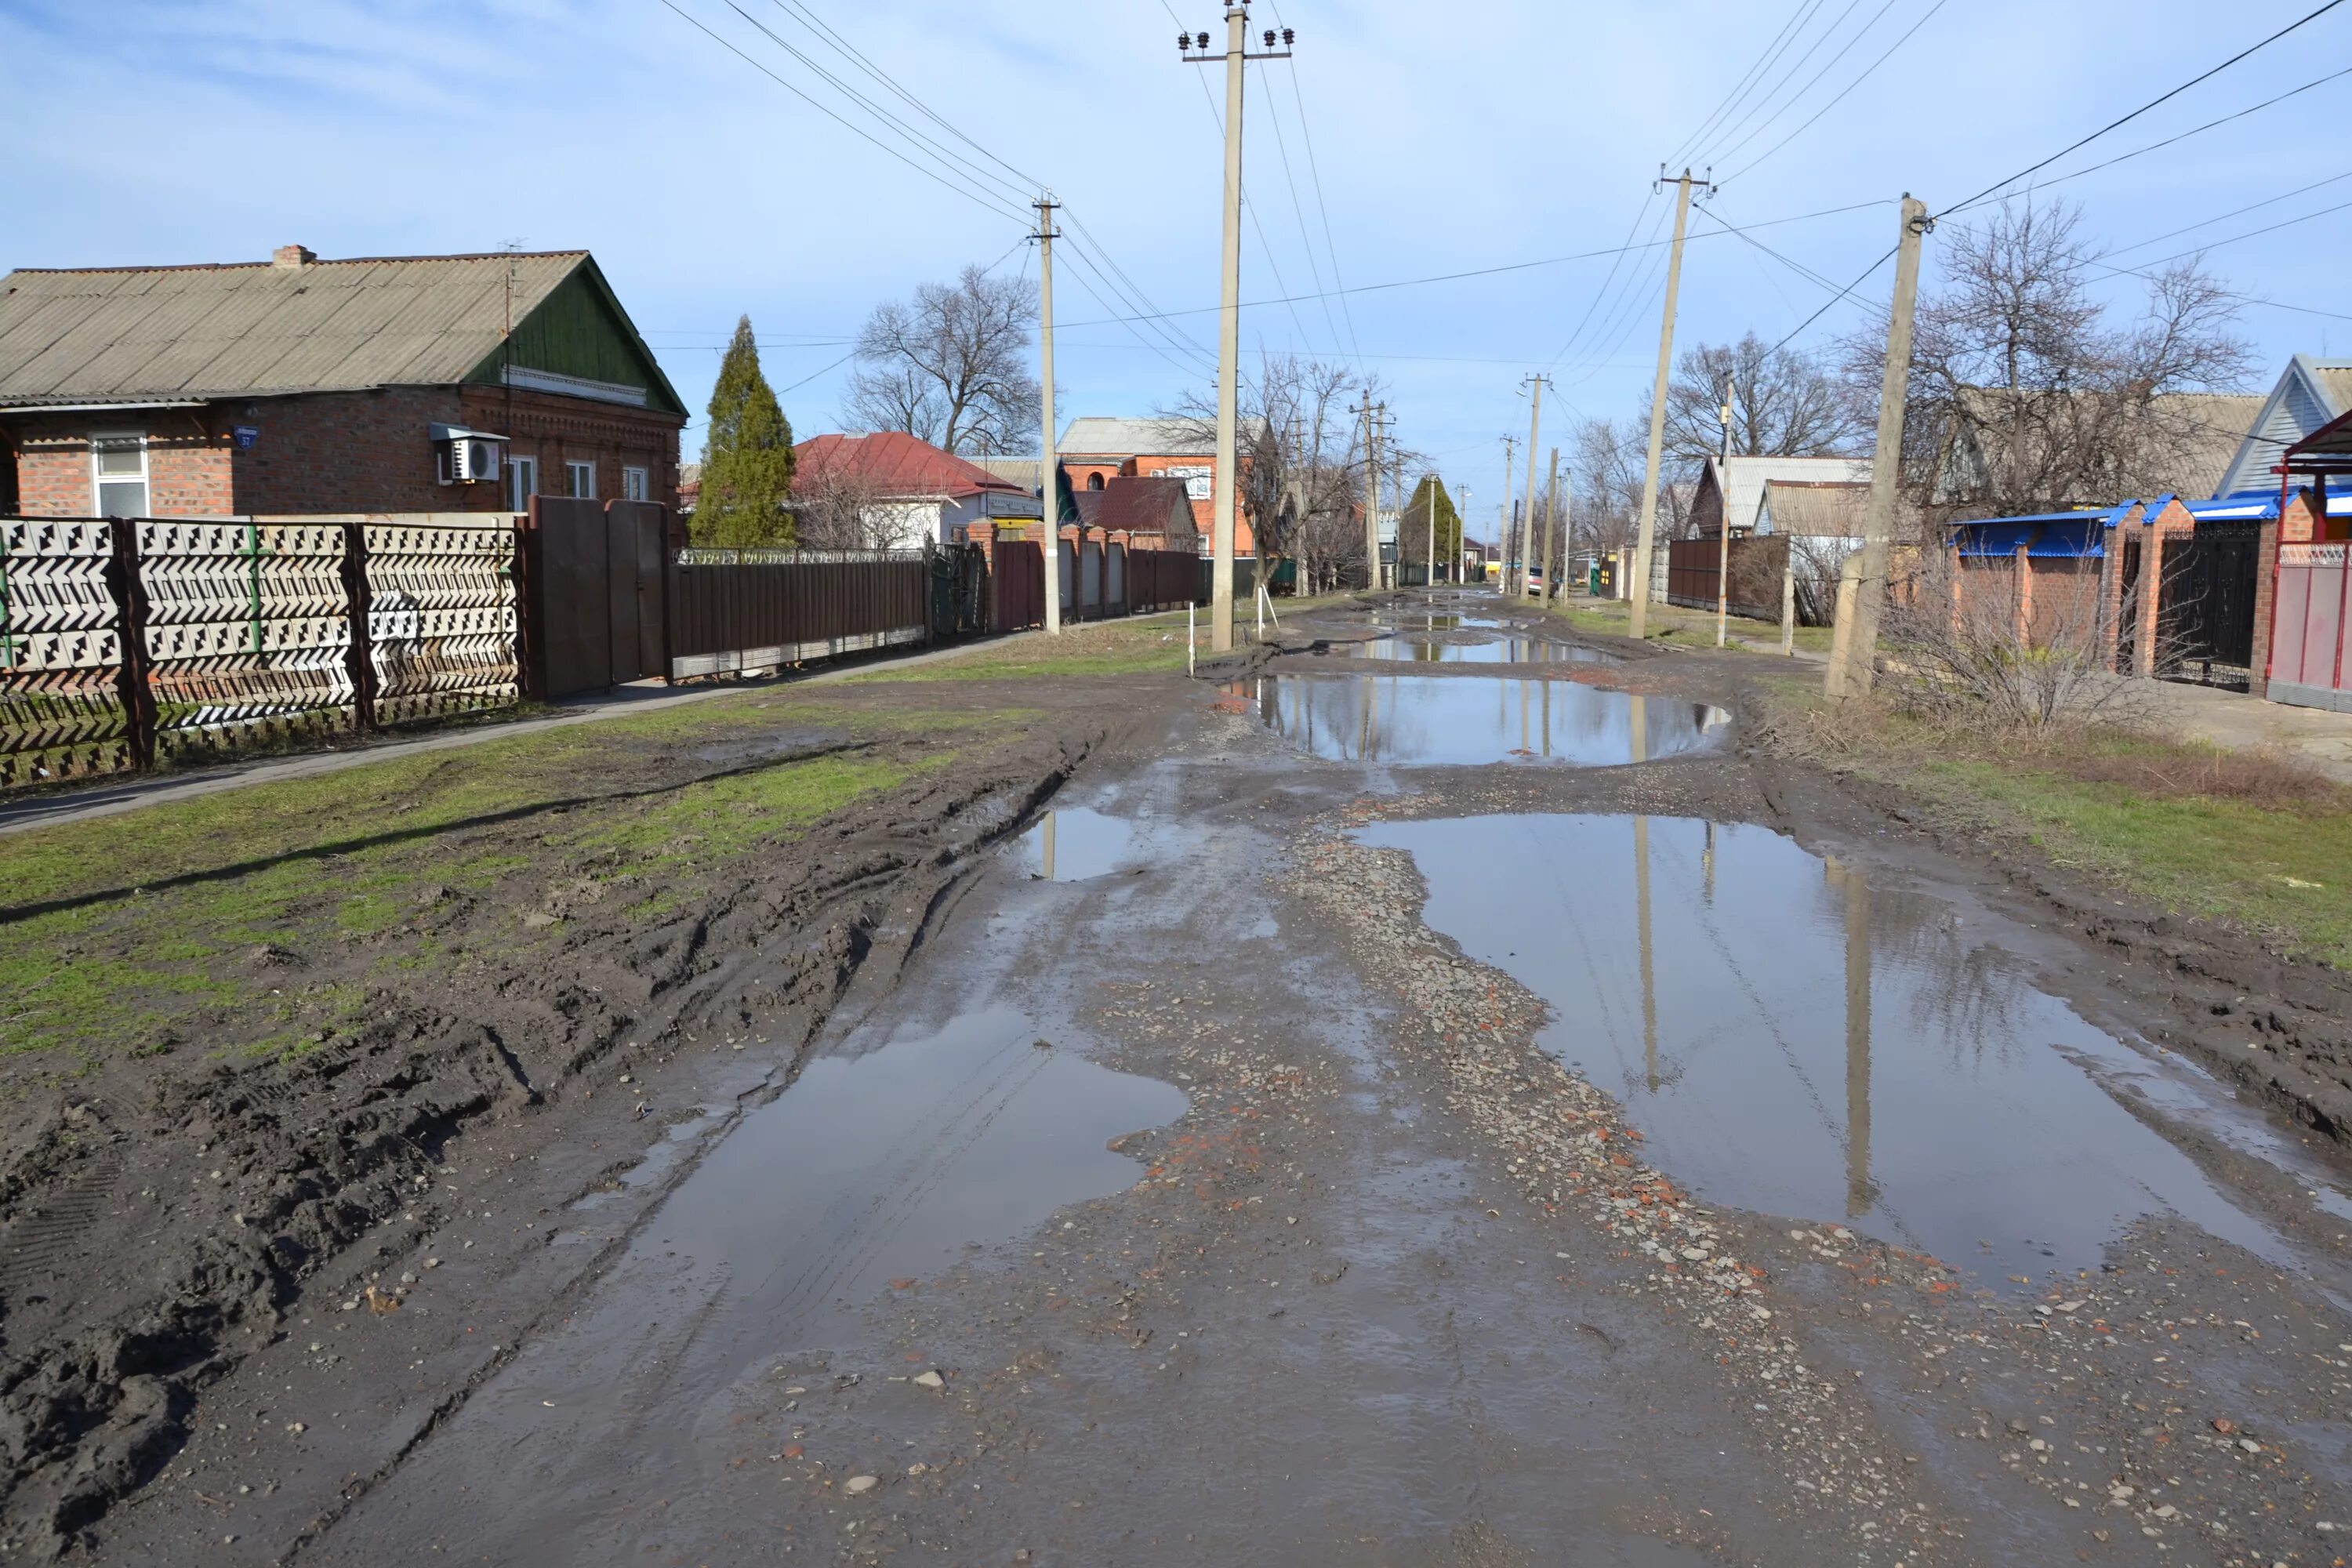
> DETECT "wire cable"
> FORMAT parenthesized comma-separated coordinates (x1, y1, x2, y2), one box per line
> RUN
(2102, 166, 2352, 259)
(1666, 0, 1826, 171)
(1720, 0, 1951, 182)
(1940, 0, 2352, 218)
(1700, 0, 1875, 169)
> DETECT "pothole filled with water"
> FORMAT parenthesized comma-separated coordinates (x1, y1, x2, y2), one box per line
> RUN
(1348, 635, 1618, 665)
(1356, 812, 2309, 1283)
(1236, 674, 1729, 766)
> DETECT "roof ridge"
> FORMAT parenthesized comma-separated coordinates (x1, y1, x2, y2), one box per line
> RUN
(5, 251, 590, 277)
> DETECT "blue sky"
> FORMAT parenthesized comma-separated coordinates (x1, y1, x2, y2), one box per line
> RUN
(7, 0, 2351, 515)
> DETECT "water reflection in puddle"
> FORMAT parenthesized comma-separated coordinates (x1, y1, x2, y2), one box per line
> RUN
(1352, 636, 1617, 665)
(1019, 808, 1138, 880)
(1239, 674, 1729, 767)
(1356, 814, 2296, 1283)
(555, 1006, 1185, 1356)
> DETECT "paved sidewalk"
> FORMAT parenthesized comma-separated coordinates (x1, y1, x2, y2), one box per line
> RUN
(0, 630, 1037, 839)
(2136, 679, 2352, 783)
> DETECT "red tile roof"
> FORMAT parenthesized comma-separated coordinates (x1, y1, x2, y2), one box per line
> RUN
(793, 431, 1029, 501)
(1072, 475, 1193, 535)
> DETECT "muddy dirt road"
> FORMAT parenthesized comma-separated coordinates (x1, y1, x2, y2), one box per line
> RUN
(32, 591, 2352, 1566)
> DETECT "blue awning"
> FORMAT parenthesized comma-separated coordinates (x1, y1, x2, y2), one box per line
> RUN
(1951, 515, 2106, 559)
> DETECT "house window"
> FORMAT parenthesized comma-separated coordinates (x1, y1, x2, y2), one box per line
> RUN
(507, 455, 538, 514)
(567, 461, 596, 499)
(622, 465, 649, 503)
(1087, 473, 1104, 491)
(91, 434, 148, 517)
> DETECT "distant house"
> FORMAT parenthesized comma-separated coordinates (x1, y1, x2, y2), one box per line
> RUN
(1072, 474, 1196, 548)
(2212, 355, 2352, 498)
(1688, 456, 1874, 539)
(677, 460, 702, 516)
(791, 431, 1040, 549)
(0, 245, 686, 520)
(1926, 387, 2263, 511)
(1755, 477, 1871, 540)
(1058, 416, 1265, 553)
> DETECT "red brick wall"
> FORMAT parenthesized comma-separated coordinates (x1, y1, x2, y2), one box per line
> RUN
(5, 386, 683, 519)
(5, 412, 236, 517)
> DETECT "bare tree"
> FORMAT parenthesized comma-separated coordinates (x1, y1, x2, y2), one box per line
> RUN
(1566, 416, 1649, 559)
(789, 462, 887, 550)
(1163, 352, 1395, 593)
(1664, 332, 1870, 470)
(844, 265, 1043, 456)
(1838, 198, 2256, 517)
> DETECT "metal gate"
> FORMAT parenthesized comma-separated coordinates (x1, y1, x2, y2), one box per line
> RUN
(525, 496, 667, 699)
(2156, 519, 2260, 687)
(2113, 533, 2142, 673)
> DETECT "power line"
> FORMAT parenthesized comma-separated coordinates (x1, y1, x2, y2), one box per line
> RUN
(659, 0, 1028, 227)
(1666, 0, 1825, 170)
(1721, 0, 1951, 183)
(1757, 241, 1900, 360)
(1700, 0, 1875, 169)
(1279, 59, 1366, 367)
(1544, 188, 1664, 373)
(1940, 0, 2352, 218)
(2102, 166, 2352, 259)
(2121, 194, 2352, 270)
(1983, 64, 2352, 202)
(1259, 55, 1349, 363)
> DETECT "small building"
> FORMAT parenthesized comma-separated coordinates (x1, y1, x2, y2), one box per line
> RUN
(790, 431, 1040, 549)
(1688, 456, 1873, 539)
(2212, 354, 2352, 499)
(1071, 474, 1196, 548)
(0, 245, 685, 520)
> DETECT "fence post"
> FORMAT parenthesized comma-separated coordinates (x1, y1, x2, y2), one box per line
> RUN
(2014, 542, 2033, 648)
(659, 521, 676, 686)
(110, 520, 156, 770)
(341, 520, 377, 731)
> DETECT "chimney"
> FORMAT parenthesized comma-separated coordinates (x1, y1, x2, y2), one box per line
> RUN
(271, 244, 317, 270)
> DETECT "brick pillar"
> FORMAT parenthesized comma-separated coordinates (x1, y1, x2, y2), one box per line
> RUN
(2015, 542, 2033, 647)
(2251, 509, 2281, 700)
(2136, 523, 2165, 678)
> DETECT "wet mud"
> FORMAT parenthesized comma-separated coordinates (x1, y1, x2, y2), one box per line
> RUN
(24, 590, 2352, 1566)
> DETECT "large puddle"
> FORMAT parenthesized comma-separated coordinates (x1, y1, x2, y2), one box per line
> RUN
(1356, 813, 2307, 1283)
(545, 1007, 1185, 1379)
(1351, 634, 1617, 665)
(1239, 674, 1729, 767)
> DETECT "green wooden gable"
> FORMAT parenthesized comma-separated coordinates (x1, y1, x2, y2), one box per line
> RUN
(464, 256, 687, 417)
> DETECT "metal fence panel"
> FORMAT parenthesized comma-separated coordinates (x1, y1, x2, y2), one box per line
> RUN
(0, 518, 130, 787)
(668, 550, 930, 678)
(992, 541, 1045, 631)
(364, 522, 521, 722)
(137, 519, 355, 761)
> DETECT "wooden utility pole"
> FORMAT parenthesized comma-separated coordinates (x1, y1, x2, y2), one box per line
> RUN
(1034, 194, 1062, 637)
(1517, 376, 1548, 598)
(1715, 371, 1734, 648)
(1629, 169, 1710, 640)
(1831, 194, 1933, 699)
(1181, 10, 1292, 651)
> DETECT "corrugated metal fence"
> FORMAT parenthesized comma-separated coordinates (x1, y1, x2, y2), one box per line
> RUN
(1, 514, 517, 787)
(666, 548, 931, 680)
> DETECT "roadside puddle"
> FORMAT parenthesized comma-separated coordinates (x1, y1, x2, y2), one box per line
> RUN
(1355, 812, 2307, 1283)
(1017, 807, 1142, 880)
(1349, 635, 1618, 665)
(1236, 673, 1729, 766)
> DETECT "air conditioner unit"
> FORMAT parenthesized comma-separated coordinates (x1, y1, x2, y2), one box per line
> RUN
(449, 437, 502, 484)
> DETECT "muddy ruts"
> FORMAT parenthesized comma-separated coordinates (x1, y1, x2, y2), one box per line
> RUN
(0, 719, 1103, 1558)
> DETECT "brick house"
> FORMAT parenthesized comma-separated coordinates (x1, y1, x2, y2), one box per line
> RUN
(0, 245, 685, 522)
(1071, 474, 1196, 550)
(1057, 416, 1262, 554)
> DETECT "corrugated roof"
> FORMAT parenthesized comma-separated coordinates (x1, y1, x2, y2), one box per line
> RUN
(793, 431, 1025, 500)
(970, 456, 1044, 492)
(1704, 456, 1874, 535)
(0, 251, 590, 405)
(1756, 478, 1870, 539)
(1058, 415, 1267, 456)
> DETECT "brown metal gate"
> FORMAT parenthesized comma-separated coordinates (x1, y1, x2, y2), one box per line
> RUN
(524, 496, 668, 699)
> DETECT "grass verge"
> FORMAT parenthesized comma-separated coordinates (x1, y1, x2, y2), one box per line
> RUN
(853, 617, 1195, 681)
(1763, 687, 2352, 967)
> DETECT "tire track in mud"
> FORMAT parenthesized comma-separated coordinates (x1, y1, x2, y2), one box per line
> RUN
(0, 717, 1116, 1560)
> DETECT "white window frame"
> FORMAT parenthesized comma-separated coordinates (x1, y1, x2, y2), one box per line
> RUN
(507, 454, 539, 514)
(90, 432, 150, 517)
(621, 465, 649, 503)
(566, 460, 597, 499)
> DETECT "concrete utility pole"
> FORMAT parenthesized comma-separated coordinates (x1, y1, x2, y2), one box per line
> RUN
(1830, 194, 1933, 700)
(1541, 447, 1560, 606)
(1715, 370, 1734, 648)
(1457, 484, 1471, 584)
(1354, 398, 1380, 591)
(1497, 434, 1519, 593)
(1034, 194, 1062, 637)
(1182, 10, 1293, 652)
(1629, 168, 1711, 640)
(1517, 376, 1548, 598)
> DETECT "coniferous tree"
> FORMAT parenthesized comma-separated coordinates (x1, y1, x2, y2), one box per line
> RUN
(695, 316, 796, 547)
